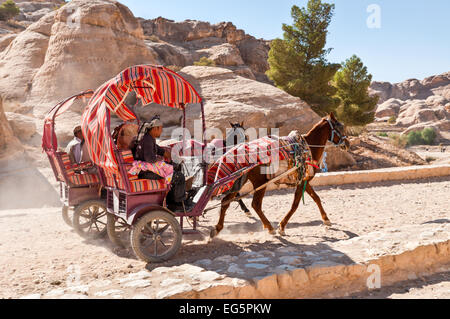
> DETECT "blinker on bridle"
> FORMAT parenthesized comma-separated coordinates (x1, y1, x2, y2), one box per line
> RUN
(327, 118, 347, 146)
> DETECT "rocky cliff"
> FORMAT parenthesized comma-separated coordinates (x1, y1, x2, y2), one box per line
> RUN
(370, 72, 450, 140)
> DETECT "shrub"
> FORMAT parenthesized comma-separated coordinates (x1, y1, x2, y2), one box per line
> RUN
(346, 126, 366, 137)
(377, 132, 388, 137)
(407, 131, 424, 146)
(425, 156, 436, 163)
(194, 57, 216, 67)
(388, 133, 408, 148)
(146, 35, 161, 43)
(421, 127, 437, 145)
(406, 127, 437, 146)
(0, 0, 20, 21)
(388, 116, 396, 124)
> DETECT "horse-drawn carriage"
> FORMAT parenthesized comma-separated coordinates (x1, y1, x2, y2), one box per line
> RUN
(44, 64, 349, 264)
(42, 91, 108, 239)
(79, 64, 265, 262)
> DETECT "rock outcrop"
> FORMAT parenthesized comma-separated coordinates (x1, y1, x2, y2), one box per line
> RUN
(371, 72, 450, 141)
(1, 0, 65, 26)
(177, 66, 321, 137)
(140, 17, 270, 82)
(0, 98, 22, 156)
(5, 111, 36, 141)
(0, 0, 158, 116)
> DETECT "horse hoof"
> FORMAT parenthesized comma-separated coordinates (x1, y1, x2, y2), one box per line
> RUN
(323, 220, 332, 227)
(268, 228, 276, 236)
(278, 228, 286, 236)
(244, 211, 252, 218)
(210, 228, 217, 239)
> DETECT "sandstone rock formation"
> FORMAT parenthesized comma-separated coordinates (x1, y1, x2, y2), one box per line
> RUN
(371, 72, 450, 141)
(0, 98, 22, 156)
(5, 111, 36, 141)
(1, 97, 59, 209)
(177, 66, 321, 137)
(0, 0, 158, 117)
(1, 0, 65, 26)
(140, 17, 270, 82)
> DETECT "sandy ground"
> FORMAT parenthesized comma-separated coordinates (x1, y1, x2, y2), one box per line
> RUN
(0, 176, 449, 299)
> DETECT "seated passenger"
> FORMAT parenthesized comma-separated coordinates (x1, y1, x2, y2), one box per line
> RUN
(66, 125, 90, 164)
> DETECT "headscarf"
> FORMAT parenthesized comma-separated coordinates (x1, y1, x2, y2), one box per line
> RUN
(136, 115, 162, 143)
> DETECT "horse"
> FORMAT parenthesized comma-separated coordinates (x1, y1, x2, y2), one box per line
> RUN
(208, 122, 251, 215)
(210, 112, 350, 238)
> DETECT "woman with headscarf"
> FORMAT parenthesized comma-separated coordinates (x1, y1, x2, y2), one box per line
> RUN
(130, 116, 173, 183)
(129, 116, 191, 211)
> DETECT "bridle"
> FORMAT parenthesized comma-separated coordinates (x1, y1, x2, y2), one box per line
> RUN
(327, 118, 347, 146)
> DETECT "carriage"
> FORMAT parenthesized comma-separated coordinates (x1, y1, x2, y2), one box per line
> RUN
(80, 65, 263, 263)
(42, 91, 108, 239)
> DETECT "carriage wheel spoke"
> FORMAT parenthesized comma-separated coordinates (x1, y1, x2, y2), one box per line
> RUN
(96, 212, 106, 219)
(158, 224, 170, 235)
(159, 239, 167, 248)
(154, 239, 158, 256)
(144, 224, 154, 235)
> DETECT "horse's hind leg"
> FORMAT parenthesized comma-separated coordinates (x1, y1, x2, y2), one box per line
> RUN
(305, 183, 331, 226)
(236, 194, 251, 216)
(278, 181, 305, 236)
(210, 192, 237, 238)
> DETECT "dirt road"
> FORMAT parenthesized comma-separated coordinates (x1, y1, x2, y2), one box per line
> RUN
(0, 176, 449, 299)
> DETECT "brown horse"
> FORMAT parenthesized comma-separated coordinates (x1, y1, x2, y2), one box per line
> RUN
(210, 112, 350, 238)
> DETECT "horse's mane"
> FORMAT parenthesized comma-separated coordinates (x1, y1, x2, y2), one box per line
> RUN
(304, 116, 328, 138)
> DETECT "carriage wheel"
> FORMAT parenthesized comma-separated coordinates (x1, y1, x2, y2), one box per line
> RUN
(107, 213, 131, 248)
(130, 210, 182, 263)
(73, 200, 108, 239)
(61, 205, 73, 227)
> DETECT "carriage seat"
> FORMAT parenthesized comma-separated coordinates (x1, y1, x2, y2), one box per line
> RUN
(103, 150, 167, 193)
(57, 153, 99, 186)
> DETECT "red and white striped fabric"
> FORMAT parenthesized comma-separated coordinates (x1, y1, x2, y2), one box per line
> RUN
(207, 136, 294, 196)
(42, 90, 94, 153)
(81, 65, 202, 175)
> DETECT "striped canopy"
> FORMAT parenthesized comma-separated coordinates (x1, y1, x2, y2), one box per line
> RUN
(81, 65, 202, 173)
(42, 90, 94, 153)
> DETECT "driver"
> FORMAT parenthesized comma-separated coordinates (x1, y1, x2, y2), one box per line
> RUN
(130, 116, 191, 211)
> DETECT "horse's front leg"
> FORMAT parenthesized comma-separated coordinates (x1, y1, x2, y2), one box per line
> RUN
(210, 192, 237, 239)
(305, 183, 331, 226)
(278, 181, 305, 236)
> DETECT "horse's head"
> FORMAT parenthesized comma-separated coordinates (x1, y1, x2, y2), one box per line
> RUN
(326, 112, 350, 150)
(226, 121, 248, 146)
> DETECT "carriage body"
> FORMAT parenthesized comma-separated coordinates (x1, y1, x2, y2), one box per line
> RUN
(42, 91, 108, 237)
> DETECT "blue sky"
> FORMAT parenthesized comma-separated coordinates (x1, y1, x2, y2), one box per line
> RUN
(120, 0, 450, 83)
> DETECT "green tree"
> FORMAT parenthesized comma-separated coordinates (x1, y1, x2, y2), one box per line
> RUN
(266, 0, 341, 115)
(0, 0, 20, 21)
(333, 55, 379, 126)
